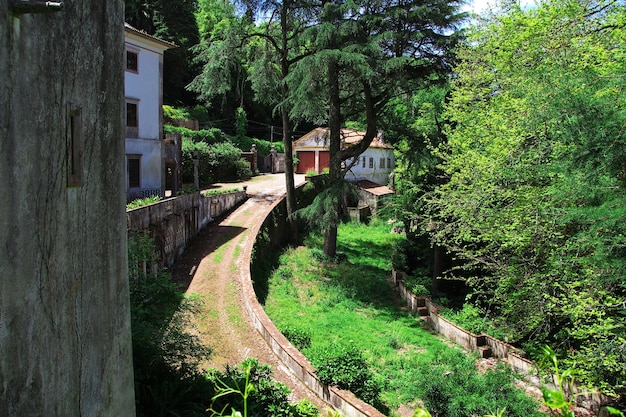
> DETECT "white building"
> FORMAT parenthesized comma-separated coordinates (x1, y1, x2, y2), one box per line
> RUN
(124, 23, 176, 202)
(294, 128, 395, 186)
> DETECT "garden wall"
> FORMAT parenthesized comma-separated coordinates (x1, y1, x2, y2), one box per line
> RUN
(391, 269, 617, 413)
(127, 190, 247, 268)
(243, 185, 386, 417)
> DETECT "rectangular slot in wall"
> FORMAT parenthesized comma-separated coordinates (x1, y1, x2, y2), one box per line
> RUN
(67, 102, 83, 187)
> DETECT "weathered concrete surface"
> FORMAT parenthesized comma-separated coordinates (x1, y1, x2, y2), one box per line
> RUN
(0, 2, 135, 417)
(126, 190, 248, 268)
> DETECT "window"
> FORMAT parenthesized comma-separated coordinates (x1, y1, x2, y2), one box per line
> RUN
(380, 158, 385, 168)
(362, 156, 365, 168)
(387, 158, 392, 168)
(126, 50, 138, 72)
(127, 155, 141, 188)
(369, 157, 374, 168)
(126, 99, 139, 138)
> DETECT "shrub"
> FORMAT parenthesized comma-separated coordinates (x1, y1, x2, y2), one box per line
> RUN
(128, 234, 214, 416)
(280, 326, 312, 351)
(207, 358, 319, 417)
(419, 355, 543, 417)
(404, 273, 432, 297)
(202, 188, 241, 197)
(311, 344, 383, 410)
(162, 105, 190, 121)
(127, 195, 162, 210)
(181, 138, 252, 185)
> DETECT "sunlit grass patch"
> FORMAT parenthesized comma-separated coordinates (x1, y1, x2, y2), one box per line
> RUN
(263, 219, 546, 416)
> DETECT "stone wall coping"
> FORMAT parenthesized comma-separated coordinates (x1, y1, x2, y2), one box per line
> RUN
(241, 191, 386, 417)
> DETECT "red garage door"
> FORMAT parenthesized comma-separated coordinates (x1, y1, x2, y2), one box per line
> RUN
(296, 151, 315, 174)
(319, 151, 330, 172)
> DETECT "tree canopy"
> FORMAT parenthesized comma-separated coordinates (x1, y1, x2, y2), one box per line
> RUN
(420, 0, 626, 392)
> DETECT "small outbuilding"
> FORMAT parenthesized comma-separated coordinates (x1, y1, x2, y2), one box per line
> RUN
(294, 128, 395, 186)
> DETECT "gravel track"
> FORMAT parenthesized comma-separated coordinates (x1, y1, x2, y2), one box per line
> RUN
(169, 174, 328, 409)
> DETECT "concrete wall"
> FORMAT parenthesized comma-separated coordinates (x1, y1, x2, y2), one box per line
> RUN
(127, 190, 248, 268)
(0, 3, 135, 417)
(245, 186, 385, 417)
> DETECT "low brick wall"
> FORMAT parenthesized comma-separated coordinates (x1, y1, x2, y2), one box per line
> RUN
(391, 269, 617, 412)
(242, 186, 386, 417)
(127, 190, 247, 268)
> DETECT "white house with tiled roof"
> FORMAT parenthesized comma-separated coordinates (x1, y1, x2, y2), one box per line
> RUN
(293, 127, 395, 186)
(124, 23, 176, 202)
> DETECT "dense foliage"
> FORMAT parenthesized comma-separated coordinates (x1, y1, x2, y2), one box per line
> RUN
(181, 138, 252, 185)
(166, 121, 286, 186)
(419, 0, 626, 393)
(263, 221, 546, 416)
(125, 0, 200, 104)
(128, 234, 320, 417)
(128, 233, 214, 416)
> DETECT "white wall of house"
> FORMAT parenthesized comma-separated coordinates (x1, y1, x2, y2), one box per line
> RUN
(345, 147, 395, 186)
(124, 25, 174, 201)
(125, 38, 163, 140)
(125, 138, 163, 191)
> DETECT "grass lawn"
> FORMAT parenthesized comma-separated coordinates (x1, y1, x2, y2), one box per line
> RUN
(262, 219, 546, 417)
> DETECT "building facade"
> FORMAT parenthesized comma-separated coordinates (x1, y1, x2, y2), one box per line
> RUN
(124, 23, 176, 202)
(294, 128, 395, 186)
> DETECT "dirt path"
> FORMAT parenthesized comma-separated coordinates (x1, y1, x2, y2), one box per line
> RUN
(169, 174, 327, 408)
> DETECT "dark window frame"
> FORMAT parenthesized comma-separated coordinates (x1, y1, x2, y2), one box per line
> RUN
(126, 49, 138, 73)
(125, 99, 139, 138)
(127, 155, 141, 189)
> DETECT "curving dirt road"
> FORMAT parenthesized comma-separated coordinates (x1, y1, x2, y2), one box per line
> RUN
(169, 174, 328, 408)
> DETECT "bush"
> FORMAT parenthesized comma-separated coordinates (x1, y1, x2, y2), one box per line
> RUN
(419, 353, 543, 417)
(181, 138, 252, 185)
(202, 188, 241, 197)
(127, 195, 162, 210)
(165, 125, 228, 145)
(280, 326, 312, 351)
(404, 273, 432, 298)
(207, 358, 319, 417)
(311, 344, 383, 410)
(128, 234, 214, 416)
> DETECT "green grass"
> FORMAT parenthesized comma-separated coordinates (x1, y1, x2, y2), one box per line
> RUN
(263, 219, 546, 417)
(202, 188, 241, 197)
(126, 195, 162, 210)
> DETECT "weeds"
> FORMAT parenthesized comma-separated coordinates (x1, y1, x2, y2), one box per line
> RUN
(264, 221, 546, 416)
(127, 195, 162, 209)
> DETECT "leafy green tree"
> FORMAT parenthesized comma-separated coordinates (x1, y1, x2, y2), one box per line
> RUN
(191, 0, 319, 239)
(425, 0, 626, 392)
(288, 0, 466, 256)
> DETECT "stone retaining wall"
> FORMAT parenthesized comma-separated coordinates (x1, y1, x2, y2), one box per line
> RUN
(391, 269, 617, 413)
(127, 190, 247, 268)
(243, 187, 386, 417)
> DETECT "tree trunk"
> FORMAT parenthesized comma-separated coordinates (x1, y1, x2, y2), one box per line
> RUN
(432, 244, 444, 295)
(280, 4, 298, 242)
(323, 57, 342, 257)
